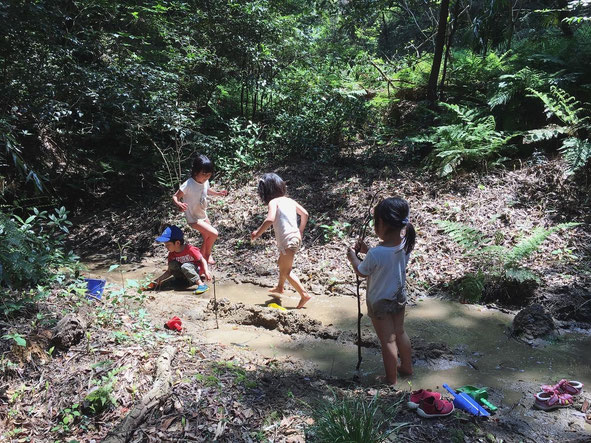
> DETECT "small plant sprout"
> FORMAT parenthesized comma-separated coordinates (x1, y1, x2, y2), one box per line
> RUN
(2, 333, 27, 347)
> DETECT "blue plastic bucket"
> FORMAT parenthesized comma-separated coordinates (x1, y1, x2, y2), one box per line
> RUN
(85, 278, 106, 300)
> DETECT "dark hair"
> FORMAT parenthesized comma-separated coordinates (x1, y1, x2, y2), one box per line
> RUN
(374, 197, 416, 254)
(257, 173, 287, 204)
(191, 154, 214, 178)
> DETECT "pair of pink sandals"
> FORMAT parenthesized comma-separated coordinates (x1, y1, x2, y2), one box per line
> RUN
(533, 379, 584, 411)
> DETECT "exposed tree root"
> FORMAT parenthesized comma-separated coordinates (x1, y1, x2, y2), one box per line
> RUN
(103, 345, 176, 443)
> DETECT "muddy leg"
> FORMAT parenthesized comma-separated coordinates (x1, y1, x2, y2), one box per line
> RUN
(269, 250, 293, 296)
(190, 220, 218, 264)
(392, 308, 413, 376)
(286, 271, 311, 308)
(371, 315, 400, 385)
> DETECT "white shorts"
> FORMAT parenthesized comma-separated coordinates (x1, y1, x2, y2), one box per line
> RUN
(278, 236, 301, 255)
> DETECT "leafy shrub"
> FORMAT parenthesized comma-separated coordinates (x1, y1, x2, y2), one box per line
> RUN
(216, 118, 267, 178)
(306, 391, 407, 443)
(449, 50, 512, 89)
(271, 67, 369, 160)
(0, 207, 78, 289)
(412, 103, 514, 176)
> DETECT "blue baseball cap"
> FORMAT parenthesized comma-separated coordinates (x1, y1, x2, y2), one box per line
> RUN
(156, 225, 184, 242)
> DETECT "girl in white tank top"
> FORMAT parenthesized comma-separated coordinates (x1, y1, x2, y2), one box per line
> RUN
(251, 173, 311, 309)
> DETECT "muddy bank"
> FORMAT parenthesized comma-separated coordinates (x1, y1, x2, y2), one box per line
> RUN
(205, 298, 458, 362)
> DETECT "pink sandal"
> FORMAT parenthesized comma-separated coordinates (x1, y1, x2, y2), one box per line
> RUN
(534, 391, 573, 411)
(541, 379, 583, 396)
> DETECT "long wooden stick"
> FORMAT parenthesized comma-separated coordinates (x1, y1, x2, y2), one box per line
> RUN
(213, 275, 219, 329)
(354, 190, 381, 372)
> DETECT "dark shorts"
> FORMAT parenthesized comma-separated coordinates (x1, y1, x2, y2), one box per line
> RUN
(367, 287, 407, 319)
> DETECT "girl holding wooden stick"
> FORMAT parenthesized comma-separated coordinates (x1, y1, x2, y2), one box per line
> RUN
(347, 197, 415, 385)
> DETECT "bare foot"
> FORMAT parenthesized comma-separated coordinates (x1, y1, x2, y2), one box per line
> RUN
(268, 287, 284, 296)
(397, 366, 413, 376)
(296, 294, 312, 309)
(207, 256, 216, 265)
(375, 375, 397, 385)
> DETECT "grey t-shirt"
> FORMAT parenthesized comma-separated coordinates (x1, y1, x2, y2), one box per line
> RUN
(358, 242, 409, 306)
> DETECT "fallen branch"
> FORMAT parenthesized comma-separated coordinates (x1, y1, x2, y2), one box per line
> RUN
(103, 345, 176, 443)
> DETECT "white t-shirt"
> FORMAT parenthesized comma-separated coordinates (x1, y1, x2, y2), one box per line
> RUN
(180, 178, 209, 223)
(272, 197, 300, 253)
(358, 242, 410, 306)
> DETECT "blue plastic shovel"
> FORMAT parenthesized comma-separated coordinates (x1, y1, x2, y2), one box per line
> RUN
(443, 384, 490, 417)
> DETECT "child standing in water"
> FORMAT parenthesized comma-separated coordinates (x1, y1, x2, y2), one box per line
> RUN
(346, 197, 415, 385)
(251, 173, 311, 309)
(173, 154, 227, 264)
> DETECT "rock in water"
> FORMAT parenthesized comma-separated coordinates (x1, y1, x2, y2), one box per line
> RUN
(512, 303, 555, 340)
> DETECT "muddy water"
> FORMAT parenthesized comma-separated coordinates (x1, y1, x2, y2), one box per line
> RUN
(201, 283, 591, 397)
(87, 262, 591, 422)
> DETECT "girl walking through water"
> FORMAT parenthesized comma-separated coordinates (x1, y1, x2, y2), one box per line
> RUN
(347, 197, 415, 385)
(251, 173, 311, 309)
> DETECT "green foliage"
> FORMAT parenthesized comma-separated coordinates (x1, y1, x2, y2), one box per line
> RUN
(526, 86, 591, 174)
(52, 403, 82, 433)
(2, 333, 27, 347)
(450, 272, 485, 303)
(0, 207, 79, 289)
(488, 67, 551, 109)
(84, 366, 125, 415)
(306, 391, 407, 443)
(436, 220, 579, 296)
(451, 50, 512, 89)
(319, 221, 351, 241)
(214, 119, 267, 178)
(413, 103, 514, 176)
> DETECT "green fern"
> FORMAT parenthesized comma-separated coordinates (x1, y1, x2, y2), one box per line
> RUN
(488, 67, 550, 109)
(435, 220, 487, 249)
(504, 223, 579, 268)
(526, 86, 591, 174)
(437, 220, 579, 284)
(414, 103, 514, 177)
(560, 138, 591, 175)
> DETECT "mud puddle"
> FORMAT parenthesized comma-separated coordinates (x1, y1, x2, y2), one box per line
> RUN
(86, 263, 591, 434)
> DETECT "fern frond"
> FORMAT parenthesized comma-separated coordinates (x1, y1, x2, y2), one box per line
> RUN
(523, 125, 568, 144)
(504, 267, 540, 283)
(527, 86, 583, 126)
(489, 68, 550, 109)
(435, 220, 487, 250)
(505, 223, 579, 266)
(560, 138, 591, 175)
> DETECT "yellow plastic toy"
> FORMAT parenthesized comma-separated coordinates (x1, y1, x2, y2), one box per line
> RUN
(268, 303, 287, 311)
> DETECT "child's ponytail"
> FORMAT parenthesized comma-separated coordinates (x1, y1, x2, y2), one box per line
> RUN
(403, 222, 415, 254)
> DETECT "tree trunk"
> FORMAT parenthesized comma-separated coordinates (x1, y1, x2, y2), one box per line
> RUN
(427, 0, 451, 103)
(439, 0, 460, 97)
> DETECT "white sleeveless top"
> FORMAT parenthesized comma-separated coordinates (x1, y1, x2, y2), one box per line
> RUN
(272, 197, 300, 251)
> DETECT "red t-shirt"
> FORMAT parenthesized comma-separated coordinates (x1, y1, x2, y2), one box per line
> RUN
(167, 245, 203, 266)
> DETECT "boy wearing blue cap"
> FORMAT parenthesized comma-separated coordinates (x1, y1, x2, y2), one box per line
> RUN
(145, 225, 211, 294)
